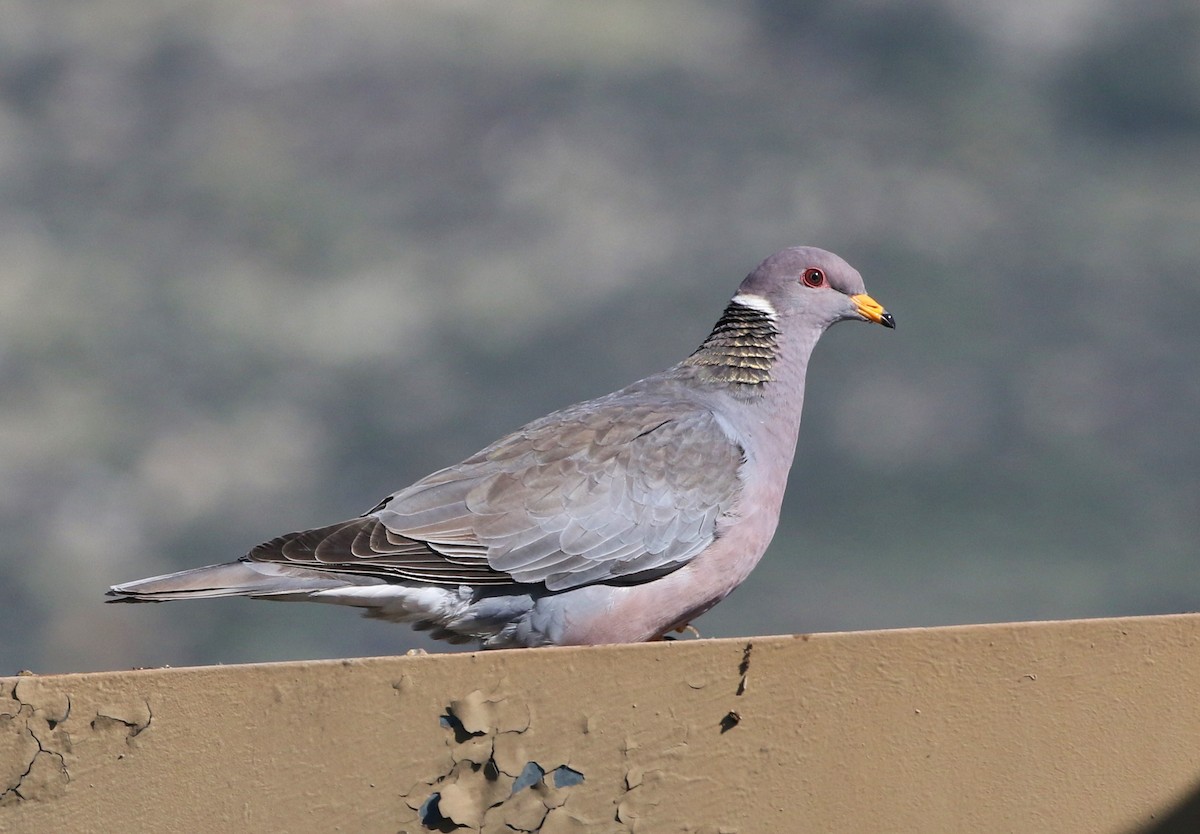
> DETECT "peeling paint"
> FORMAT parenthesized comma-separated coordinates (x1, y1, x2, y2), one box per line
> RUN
(1, 677, 156, 808)
(511, 761, 545, 794)
(91, 700, 153, 743)
(392, 674, 415, 697)
(1, 680, 72, 804)
(551, 765, 584, 789)
(400, 689, 585, 832)
(7, 619, 1200, 832)
(714, 641, 754, 734)
(718, 711, 740, 733)
(736, 641, 752, 696)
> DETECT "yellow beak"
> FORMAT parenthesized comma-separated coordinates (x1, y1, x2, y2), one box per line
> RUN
(851, 293, 896, 328)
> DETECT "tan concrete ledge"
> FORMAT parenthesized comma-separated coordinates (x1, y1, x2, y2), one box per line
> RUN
(3, 614, 1200, 833)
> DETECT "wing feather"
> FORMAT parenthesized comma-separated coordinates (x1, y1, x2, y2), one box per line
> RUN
(248, 391, 745, 592)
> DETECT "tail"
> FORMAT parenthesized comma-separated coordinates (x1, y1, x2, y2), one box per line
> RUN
(106, 559, 524, 646)
(106, 559, 357, 602)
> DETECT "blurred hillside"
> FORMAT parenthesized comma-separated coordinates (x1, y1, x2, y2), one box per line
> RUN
(2, 0, 1198, 673)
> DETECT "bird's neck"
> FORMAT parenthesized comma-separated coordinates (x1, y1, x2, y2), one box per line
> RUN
(682, 299, 780, 386)
(681, 297, 824, 460)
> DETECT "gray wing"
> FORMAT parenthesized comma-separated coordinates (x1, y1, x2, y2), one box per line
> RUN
(248, 397, 745, 592)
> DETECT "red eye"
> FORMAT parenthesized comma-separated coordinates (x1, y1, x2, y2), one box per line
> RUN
(802, 268, 826, 288)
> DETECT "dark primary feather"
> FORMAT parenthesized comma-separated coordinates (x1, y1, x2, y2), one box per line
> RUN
(247, 390, 746, 592)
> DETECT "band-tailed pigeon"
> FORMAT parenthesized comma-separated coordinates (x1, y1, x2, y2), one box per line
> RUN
(108, 246, 894, 647)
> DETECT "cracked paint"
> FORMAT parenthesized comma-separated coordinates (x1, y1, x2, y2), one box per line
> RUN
(1, 677, 153, 807)
(611, 703, 727, 831)
(5, 622, 1194, 833)
(1, 679, 72, 804)
(6, 638, 763, 831)
(551, 765, 584, 788)
(400, 689, 587, 832)
(91, 699, 153, 744)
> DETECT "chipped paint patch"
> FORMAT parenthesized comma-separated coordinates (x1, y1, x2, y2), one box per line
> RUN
(1, 677, 155, 807)
(9, 622, 1185, 832)
(91, 700, 153, 744)
(736, 641, 752, 696)
(3, 640, 760, 830)
(1, 679, 72, 804)
(402, 689, 587, 832)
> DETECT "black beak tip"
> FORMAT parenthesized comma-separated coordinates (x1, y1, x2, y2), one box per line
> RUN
(880, 312, 896, 329)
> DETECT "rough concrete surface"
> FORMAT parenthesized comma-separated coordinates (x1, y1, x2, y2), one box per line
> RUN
(3, 614, 1200, 833)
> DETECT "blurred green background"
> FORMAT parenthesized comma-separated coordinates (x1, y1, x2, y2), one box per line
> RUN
(2, 1, 1198, 674)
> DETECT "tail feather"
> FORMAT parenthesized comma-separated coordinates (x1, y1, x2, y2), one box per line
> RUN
(107, 560, 540, 647)
(106, 560, 363, 602)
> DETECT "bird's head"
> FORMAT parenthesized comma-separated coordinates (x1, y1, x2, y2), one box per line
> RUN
(734, 246, 895, 332)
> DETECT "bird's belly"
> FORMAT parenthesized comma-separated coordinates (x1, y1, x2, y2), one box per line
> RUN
(516, 470, 788, 646)
(550, 515, 779, 644)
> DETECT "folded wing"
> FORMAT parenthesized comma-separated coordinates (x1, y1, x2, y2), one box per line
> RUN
(248, 398, 745, 592)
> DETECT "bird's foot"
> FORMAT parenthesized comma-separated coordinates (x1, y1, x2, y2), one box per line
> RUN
(657, 624, 701, 640)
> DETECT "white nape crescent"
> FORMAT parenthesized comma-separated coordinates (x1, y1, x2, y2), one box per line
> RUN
(729, 292, 777, 318)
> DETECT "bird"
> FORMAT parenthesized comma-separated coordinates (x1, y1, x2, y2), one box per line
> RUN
(108, 246, 894, 648)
